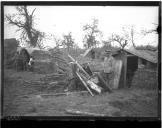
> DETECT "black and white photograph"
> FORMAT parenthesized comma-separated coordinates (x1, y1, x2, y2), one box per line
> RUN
(2, 2, 160, 118)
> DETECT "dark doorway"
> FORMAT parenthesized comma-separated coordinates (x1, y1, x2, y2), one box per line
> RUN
(126, 55, 138, 87)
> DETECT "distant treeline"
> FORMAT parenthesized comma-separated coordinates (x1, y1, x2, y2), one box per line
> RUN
(135, 45, 157, 51)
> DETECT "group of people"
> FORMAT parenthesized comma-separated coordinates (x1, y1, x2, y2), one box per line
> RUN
(14, 47, 34, 71)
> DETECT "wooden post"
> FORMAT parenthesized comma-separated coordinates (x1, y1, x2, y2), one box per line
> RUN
(123, 52, 127, 88)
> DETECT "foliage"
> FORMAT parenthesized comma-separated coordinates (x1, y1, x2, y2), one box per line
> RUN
(83, 19, 102, 48)
(5, 6, 45, 48)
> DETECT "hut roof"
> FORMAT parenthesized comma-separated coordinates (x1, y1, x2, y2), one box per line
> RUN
(124, 48, 158, 64)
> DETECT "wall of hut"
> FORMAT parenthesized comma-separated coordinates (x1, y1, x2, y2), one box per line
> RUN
(138, 58, 157, 70)
(112, 51, 127, 88)
(113, 51, 139, 88)
(146, 61, 157, 70)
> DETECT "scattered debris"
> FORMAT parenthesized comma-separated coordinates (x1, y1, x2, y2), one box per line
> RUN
(68, 54, 103, 95)
(10, 45, 125, 96)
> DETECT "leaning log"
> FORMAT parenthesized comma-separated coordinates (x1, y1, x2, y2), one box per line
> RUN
(37, 91, 89, 97)
(68, 54, 90, 79)
(79, 72, 102, 94)
(76, 72, 94, 96)
(68, 54, 102, 94)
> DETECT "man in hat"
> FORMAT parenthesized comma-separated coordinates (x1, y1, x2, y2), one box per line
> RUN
(100, 49, 115, 90)
(103, 50, 114, 73)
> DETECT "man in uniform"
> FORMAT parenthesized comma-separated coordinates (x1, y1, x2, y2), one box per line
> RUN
(99, 49, 115, 91)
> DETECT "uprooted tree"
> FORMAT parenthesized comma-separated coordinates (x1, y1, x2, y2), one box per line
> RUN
(83, 19, 102, 48)
(5, 6, 45, 48)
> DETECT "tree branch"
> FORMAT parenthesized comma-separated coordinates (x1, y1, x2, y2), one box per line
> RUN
(31, 8, 36, 17)
(6, 15, 24, 28)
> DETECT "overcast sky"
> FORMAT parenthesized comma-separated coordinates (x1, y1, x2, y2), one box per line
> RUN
(4, 6, 158, 48)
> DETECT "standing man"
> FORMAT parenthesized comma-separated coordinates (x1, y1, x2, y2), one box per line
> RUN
(99, 49, 115, 91)
(103, 50, 114, 74)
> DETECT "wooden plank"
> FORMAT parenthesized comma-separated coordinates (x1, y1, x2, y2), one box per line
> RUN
(79, 72, 102, 94)
(112, 60, 123, 89)
(65, 109, 106, 116)
(38, 91, 89, 97)
(68, 54, 102, 94)
(68, 54, 91, 79)
(76, 72, 94, 96)
(123, 53, 127, 87)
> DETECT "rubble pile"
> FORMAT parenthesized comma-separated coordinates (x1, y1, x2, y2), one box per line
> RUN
(10, 46, 114, 96)
(30, 49, 72, 74)
(30, 52, 112, 96)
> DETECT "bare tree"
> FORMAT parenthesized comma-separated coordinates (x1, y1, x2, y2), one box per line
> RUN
(62, 32, 75, 52)
(83, 19, 102, 48)
(141, 23, 159, 36)
(122, 25, 136, 48)
(52, 35, 63, 49)
(109, 34, 128, 49)
(5, 6, 45, 47)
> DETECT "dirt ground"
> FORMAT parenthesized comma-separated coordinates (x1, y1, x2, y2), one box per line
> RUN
(3, 69, 158, 117)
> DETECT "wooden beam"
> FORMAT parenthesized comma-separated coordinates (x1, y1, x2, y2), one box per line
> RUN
(76, 72, 94, 96)
(68, 54, 102, 94)
(79, 72, 102, 94)
(68, 54, 91, 79)
(65, 109, 106, 116)
(123, 53, 127, 88)
(37, 91, 89, 97)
